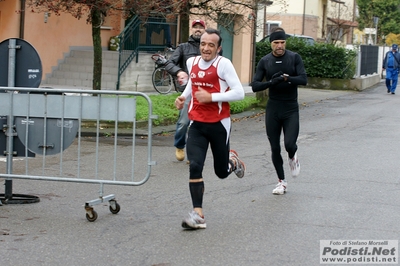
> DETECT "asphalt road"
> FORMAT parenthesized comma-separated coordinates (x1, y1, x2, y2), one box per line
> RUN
(1, 82, 399, 266)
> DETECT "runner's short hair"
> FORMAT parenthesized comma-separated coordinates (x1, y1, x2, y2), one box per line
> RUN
(204, 28, 222, 47)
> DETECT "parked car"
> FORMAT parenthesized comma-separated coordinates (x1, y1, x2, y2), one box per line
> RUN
(259, 34, 315, 45)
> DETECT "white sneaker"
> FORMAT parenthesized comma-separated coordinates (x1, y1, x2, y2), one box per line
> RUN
(181, 211, 206, 229)
(288, 152, 300, 177)
(272, 180, 287, 195)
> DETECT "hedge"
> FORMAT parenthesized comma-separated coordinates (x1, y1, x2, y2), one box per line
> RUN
(255, 38, 357, 79)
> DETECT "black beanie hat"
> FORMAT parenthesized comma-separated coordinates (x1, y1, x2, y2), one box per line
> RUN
(270, 31, 286, 42)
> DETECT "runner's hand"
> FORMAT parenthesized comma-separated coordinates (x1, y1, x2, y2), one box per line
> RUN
(175, 96, 186, 110)
(270, 76, 284, 86)
(195, 87, 212, 103)
(271, 71, 284, 79)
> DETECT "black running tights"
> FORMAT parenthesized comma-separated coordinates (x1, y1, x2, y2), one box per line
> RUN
(265, 100, 299, 180)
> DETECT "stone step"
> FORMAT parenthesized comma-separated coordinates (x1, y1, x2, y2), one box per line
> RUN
(46, 72, 154, 88)
(43, 49, 158, 92)
(71, 50, 120, 61)
(59, 64, 119, 74)
(64, 57, 119, 68)
(52, 69, 120, 80)
(45, 77, 117, 89)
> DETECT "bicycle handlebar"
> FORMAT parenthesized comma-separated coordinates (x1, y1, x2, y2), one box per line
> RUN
(151, 54, 167, 66)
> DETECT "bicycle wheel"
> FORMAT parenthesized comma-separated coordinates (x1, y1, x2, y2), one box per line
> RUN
(152, 67, 174, 94)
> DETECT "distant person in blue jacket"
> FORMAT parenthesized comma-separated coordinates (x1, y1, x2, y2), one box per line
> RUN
(382, 44, 400, 94)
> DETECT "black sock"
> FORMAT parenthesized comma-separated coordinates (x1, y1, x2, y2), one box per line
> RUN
(189, 181, 204, 208)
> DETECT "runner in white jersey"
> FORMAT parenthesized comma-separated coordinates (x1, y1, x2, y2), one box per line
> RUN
(174, 28, 246, 230)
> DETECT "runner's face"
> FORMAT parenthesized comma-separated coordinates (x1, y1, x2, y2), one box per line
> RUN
(192, 24, 205, 39)
(200, 33, 221, 62)
(271, 40, 286, 57)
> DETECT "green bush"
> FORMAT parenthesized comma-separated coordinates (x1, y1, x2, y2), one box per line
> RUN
(256, 38, 357, 79)
(135, 93, 260, 126)
(230, 96, 260, 113)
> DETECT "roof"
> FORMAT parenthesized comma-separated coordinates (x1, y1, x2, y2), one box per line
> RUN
(258, 34, 315, 45)
(327, 18, 358, 27)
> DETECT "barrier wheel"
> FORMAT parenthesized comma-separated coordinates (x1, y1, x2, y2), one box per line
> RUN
(109, 201, 120, 214)
(86, 210, 98, 222)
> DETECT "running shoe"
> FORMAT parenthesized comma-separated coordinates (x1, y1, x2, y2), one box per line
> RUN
(182, 211, 206, 229)
(288, 152, 300, 177)
(272, 179, 287, 195)
(229, 150, 246, 178)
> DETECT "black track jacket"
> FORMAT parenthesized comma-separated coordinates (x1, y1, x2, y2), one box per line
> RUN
(164, 35, 200, 76)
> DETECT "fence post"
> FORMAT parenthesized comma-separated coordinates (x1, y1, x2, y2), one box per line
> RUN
(356, 49, 361, 78)
(5, 39, 17, 200)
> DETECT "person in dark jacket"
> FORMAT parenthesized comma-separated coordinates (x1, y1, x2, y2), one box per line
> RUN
(251, 27, 307, 195)
(382, 44, 400, 94)
(164, 19, 206, 162)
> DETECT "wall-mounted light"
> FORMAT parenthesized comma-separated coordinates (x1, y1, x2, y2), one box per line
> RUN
(44, 12, 50, 23)
(248, 12, 255, 21)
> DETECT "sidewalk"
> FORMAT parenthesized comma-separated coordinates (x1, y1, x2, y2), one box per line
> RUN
(133, 86, 358, 136)
(3, 81, 395, 266)
(41, 84, 361, 136)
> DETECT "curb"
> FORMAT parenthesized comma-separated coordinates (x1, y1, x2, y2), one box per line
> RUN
(80, 86, 367, 137)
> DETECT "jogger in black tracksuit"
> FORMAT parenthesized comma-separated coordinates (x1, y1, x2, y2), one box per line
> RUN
(251, 27, 307, 195)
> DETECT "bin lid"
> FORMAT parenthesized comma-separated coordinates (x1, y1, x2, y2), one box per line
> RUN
(15, 117, 78, 155)
(0, 38, 42, 88)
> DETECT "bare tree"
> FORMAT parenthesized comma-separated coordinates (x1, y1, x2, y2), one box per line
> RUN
(26, 0, 130, 90)
(324, 1, 354, 45)
(26, 0, 286, 90)
(133, 0, 258, 35)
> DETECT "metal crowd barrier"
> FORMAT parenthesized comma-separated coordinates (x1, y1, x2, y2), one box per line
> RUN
(0, 87, 156, 221)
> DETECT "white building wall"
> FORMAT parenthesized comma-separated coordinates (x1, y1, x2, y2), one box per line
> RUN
(256, 0, 356, 42)
(260, 0, 322, 39)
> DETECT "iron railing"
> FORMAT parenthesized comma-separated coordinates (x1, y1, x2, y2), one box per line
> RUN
(117, 15, 177, 90)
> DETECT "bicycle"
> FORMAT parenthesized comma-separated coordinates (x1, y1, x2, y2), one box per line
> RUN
(151, 48, 180, 94)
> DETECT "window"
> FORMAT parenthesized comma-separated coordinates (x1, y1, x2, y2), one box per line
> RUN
(265, 21, 281, 36)
(327, 25, 344, 42)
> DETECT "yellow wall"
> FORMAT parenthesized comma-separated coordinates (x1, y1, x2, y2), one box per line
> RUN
(191, 16, 252, 84)
(1, 2, 252, 85)
(232, 26, 252, 85)
(0, 0, 21, 37)
(0, 0, 121, 80)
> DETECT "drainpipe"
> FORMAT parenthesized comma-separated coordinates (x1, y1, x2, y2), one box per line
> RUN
(19, 0, 26, 39)
(302, 0, 306, 35)
(251, 1, 273, 81)
(251, 4, 257, 81)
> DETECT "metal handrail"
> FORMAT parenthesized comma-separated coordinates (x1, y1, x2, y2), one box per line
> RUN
(117, 15, 141, 90)
(116, 15, 177, 90)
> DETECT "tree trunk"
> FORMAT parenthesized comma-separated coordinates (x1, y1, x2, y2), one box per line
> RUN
(179, 12, 189, 43)
(256, 90, 268, 107)
(91, 8, 102, 91)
